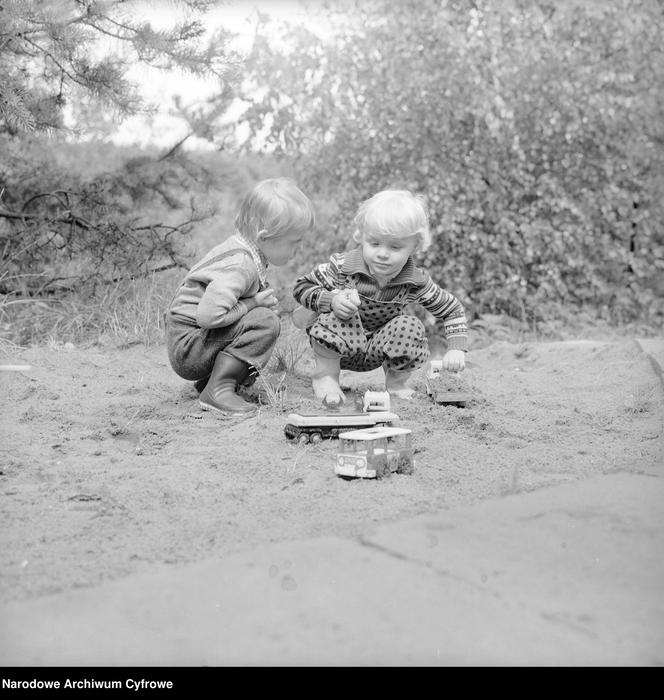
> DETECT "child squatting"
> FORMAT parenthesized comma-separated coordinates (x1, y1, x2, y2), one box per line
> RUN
(164, 178, 316, 415)
(293, 189, 468, 406)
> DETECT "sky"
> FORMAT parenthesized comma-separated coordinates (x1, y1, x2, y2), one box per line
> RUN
(108, 0, 330, 149)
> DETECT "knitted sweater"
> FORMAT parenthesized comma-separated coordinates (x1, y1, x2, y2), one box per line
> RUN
(292, 248, 468, 351)
(168, 234, 269, 329)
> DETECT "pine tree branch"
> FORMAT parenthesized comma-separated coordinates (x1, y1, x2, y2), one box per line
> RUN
(21, 36, 90, 90)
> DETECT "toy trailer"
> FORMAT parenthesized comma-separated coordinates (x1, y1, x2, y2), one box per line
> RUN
(335, 426, 414, 479)
(426, 360, 471, 407)
(426, 387, 470, 407)
(284, 411, 399, 444)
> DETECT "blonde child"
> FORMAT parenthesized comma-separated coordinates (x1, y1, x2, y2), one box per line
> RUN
(165, 178, 315, 415)
(292, 189, 467, 406)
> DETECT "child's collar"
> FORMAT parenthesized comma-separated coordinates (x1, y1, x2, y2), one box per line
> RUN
(341, 248, 426, 285)
(235, 231, 269, 287)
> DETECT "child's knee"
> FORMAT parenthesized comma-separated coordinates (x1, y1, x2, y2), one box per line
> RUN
(392, 315, 427, 346)
(310, 328, 359, 357)
(380, 315, 429, 366)
(404, 316, 427, 339)
(310, 312, 367, 356)
(245, 306, 281, 341)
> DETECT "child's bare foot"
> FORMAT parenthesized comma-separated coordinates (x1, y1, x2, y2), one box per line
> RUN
(384, 366, 415, 401)
(389, 387, 415, 400)
(312, 375, 345, 407)
(311, 348, 345, 407)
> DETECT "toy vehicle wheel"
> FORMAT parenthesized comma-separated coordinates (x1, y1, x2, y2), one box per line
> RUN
(375, 462, 389, 479)
(310, 432, 323, 444)
(397, 456, 414, 475)
(297, 433, 309, 444)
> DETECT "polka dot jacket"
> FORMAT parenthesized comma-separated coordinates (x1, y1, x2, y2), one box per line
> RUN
(293, 248, 468, 366)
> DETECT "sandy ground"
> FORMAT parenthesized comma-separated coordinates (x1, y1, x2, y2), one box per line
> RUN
(1, 332, 662, 605)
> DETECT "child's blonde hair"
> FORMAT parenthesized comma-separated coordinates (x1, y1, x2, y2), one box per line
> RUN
(352, 189, 431, 251)
(235, 178, 315, 241)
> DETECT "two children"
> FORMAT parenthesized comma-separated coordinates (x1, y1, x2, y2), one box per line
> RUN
(165, 178, 315, 415)
(166, 182, 467, 414)
(292, 189, 467, 405)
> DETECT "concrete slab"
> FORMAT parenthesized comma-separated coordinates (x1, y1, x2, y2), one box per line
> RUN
(635, 337, 664, 384)
(366, 472, 664, 666)
(1, 474, 662, 667)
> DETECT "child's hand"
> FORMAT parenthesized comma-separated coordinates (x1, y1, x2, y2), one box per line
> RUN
(442, 349, 465, 372)
(253, 288, 279, 310)
(331, 288, 361, 320)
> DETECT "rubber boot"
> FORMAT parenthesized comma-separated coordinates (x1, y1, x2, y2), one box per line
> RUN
(384, 362, 415, 400)
(195, 362, 258, 395)
(199, 352, 257, 415)
(311, 342, 345, 407)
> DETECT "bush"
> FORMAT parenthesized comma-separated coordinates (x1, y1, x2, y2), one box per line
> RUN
(241, 0, 664, 326)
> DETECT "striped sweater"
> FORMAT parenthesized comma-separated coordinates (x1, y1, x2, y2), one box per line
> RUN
(293, 248, 468, 351)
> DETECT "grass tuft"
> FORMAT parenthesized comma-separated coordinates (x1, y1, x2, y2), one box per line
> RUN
(1, 271, 180, 348)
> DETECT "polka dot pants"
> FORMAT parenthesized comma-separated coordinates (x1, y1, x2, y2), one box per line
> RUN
(309, 312, 430, 372)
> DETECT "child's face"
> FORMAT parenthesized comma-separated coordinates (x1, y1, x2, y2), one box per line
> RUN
(360, 230, 418, 281)
(258, 229, 305, 266)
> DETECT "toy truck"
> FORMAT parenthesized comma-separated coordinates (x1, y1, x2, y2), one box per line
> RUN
(426, 360, 471, 407)
(284, 410, 399, 444)
(335, 426, 414, 479)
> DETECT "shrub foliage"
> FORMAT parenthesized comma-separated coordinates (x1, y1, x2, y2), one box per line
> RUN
(240, 0, 664, 325)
